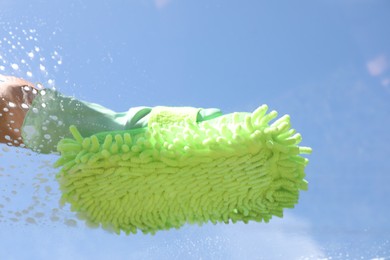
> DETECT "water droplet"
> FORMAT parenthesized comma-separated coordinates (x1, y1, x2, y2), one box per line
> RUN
(3, 107, 9, 112)
(39, 64, 45, 71)
(27, 51, 34, 58)
(51, 216, 60, 222)
(8, 102, 16, 107)
(45, 186, 52, 193)
(34, 46, 40, 52)
(11, 63, 19, 70)
(34, 212, 44, 218)
(26, 217, 36, 224)
(65, 219, 77, 227)
(21, 103, 29, 109)
(26, 71, 33, 77)
(44, 134, 51, 140)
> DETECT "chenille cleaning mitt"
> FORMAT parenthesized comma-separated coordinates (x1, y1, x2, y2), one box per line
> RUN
(54, 105, 311, 235)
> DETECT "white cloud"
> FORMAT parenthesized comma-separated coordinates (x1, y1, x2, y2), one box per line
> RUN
(1, 213, 326, 259)
(144, 214, 326, 259)
(218, 214, 326, 259)
(381, 78, 390, 87)
(381, 78, 390, 93)
(155, 0, 171, 9)
(367, 55, 388, 76)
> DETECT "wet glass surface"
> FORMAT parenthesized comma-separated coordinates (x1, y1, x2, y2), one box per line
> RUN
(0, 1, 389, 259)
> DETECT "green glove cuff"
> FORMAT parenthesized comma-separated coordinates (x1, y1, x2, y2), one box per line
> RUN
(21, 89, 222, 154)
(21, 89, 126, 153)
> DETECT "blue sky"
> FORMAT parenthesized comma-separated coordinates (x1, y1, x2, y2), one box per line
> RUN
(1, 0, 390, 259)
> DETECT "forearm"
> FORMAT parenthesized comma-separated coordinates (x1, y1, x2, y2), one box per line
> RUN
(0, 75, 37, 146)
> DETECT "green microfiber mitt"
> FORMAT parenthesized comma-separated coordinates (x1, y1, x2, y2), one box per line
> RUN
(54, 105, 311, 235)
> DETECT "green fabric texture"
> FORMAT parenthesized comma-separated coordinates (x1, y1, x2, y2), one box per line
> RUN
(54, 104, 311, 235)
(21, 89, 221, 154)
(148, 106, 200, 126)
